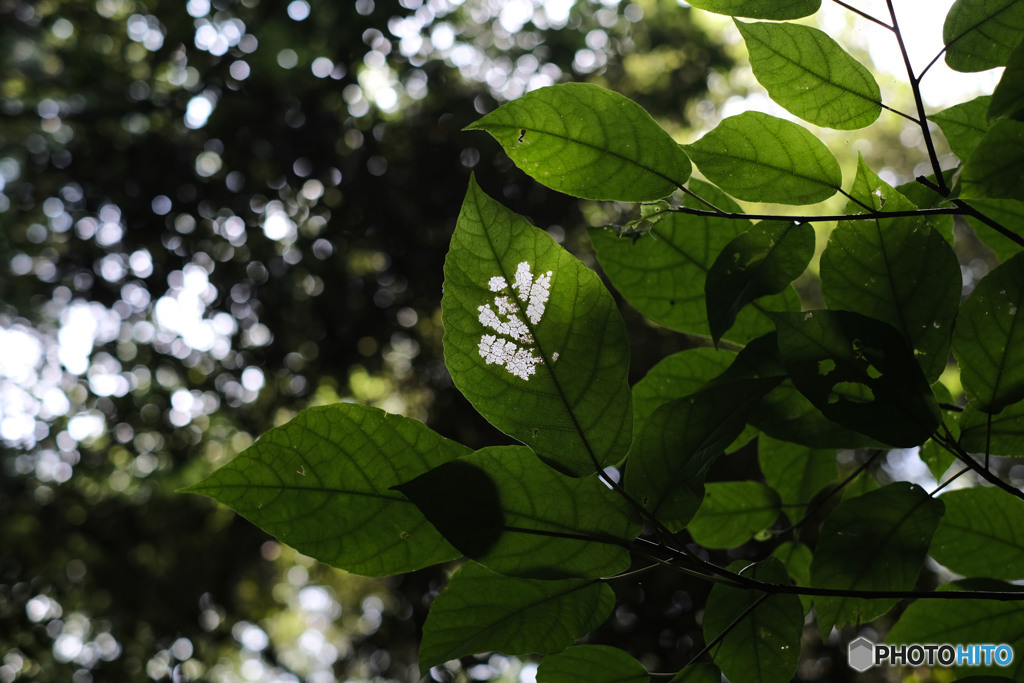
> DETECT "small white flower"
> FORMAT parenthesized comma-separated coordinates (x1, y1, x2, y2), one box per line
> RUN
(477, 261, 553, 381)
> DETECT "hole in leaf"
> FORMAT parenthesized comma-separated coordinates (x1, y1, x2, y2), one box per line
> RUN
(830, 381, 875, 404)
(817, 359, 836, 376)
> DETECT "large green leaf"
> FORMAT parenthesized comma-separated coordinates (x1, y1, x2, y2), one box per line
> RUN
(943, 0, 1024, 72)
(419, 562, 613, 671)
(632, 348, 737, 436)
(537, 645, 648, 683)
(706, 220, 814, 345)
(887, 580, 1024, 679)
(931, 96, 992, 163)
(960, 403, 1024, 455)
(820, 158, 961, 382)
(181, 404, 467, 577)
(687, 481, 782, 548)
(590, 180, 800, 342)
(397, 447, 640, 579)
(961, 119, 1024, 201)
(930, 487, 1024, 581)
(962, 198, 1024, 262)
(704, 558, 803, 683)
(625, 377, 780, 532)
(443, 178, 632, 475)
(990, 39, 1024, 120)
(810, 483, 945, 633)
(736, 21, 881, 129)
(683, 111, 842, 205)
(773, 310, 941, 447)
(465, 83, 690, 201)
(758, 436, 837, 511)
(952, 252, 1024, 414)
(685, 0, 819, 19)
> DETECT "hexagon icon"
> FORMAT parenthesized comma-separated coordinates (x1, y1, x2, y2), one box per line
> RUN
(848, 636, 875, 672)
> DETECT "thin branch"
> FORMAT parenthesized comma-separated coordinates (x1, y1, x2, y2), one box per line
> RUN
(665, 204, 967, 224)
(775, 449, 884, 536)
(831, 0, 893, 30)
(683, 592, 772, 669)
(886, 0, 948, 193)
(934, 421, 1024, 502)
(930, 466, 972, 497)
(880, 101, 920, 124)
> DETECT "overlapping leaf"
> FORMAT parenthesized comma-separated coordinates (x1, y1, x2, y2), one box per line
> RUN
(537, 646, 648, 683)
(773, 310, 940, 447)
(683, 111, 842, 205)
(397, 447, 639, 579)
(931, 96, 992, 163)
(961, 198, 1024, 262)
(706, 219, 815, 345)
(419, 562, 614, 671)
(960, 403, 1024, 455)
(961, 119, 1024, 201)
(625, 377, 780, 532)
(704, 559, 803, 683)
(465, 82, 690, 201)
(887, 580, 1024, 679)
(811, 483, 945, 633)
(990, 39, 1024, 120)
(590, 180, 800, 343)
(930, 487, 1024, 581)
(443, 177, 632, 475)
(182, 404, 467, 576)
(737, 21, 881, 129)
(820, 157, 961, 382)
(943, 0, 1024, 72)
(687, 481, 781, 548)
(952, 252, 1024, 414)
(758, 436, 836, 511)
(685, 0, 819, 19)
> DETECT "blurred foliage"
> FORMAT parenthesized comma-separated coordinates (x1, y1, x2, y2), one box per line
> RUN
(0, 0, 731, 680)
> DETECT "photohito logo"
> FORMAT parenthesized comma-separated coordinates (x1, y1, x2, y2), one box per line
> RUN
(848, 636, 1014, 672)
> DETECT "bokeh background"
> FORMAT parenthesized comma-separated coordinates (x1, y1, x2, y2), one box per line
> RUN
(0, 0, 994, 681)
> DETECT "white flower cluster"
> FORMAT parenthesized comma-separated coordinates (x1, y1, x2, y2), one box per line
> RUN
(477, 261, 553, 380)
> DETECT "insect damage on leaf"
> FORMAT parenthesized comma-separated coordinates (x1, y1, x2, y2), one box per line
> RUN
(477, 261, 553, 380)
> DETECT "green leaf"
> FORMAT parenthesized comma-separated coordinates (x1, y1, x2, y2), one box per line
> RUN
(943, 0, 1024, 72)
(887, 580, 1024, 679)
(632, 348, 738, 437)
(683, 111, 842, 205)
(952, 252, 1024, 414)
(465, 83, 690, 201)
(961, 119, 1024, 201)
(810, 483, 945, 633)
(181, 404, 467, 577)
(687, 481, 782, 548)
(590, 180, 800, 343)
(537, 645, 648, 683)
(419, 562, 613, 672)
(897, 173, 957, 246)
(758, 436, 837, 510)
(707, 219, 814, 345)
(930, 487, 1024, 581)
(820, 158, 961, 382)
(960, 402, 1024, 455)
(736, 21, 881, 129)
(625, 377, 781, 532)
(685, 0, 819, 19)
(671, 663, 722, 683)
(443, 178, 632, 475)
(772, 541, 814, 614)
(931, 96, 992, 163)
(704, 558, 803, 683)
(920, 438, 958, 480)
(725, 334, 883, 448)
(397, 447, 639, 579)
(961, 198, 1024, 262)
(773, 310, 940, 447)
(990, 39, 1024, 120)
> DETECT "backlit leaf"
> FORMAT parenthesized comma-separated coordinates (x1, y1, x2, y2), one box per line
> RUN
(931, 96, 992, 163)
(443, 177, 632, 475)
(943, 0, 1024, 72)
(685, 0, 820, 19)
(397, 447, 639, 579)
(537, 645, 648, 683)
(758, 436, 837, 511)
(737, 20, 881, 129)
(419, 562, 613, 672)
(687, 481, 782, 548)
(466, 82, 690, 201)
(182, 404, 468, 577)
(811, 483, 944, 633)
(961, 198, 1024, 262)
(989, 39, 1024, 120)
(704, 558, 803, 683)
(931, 487, 1024, 581)
(684, 112, 842, 205)
(952, 252, 1024, 414)
(961, 119, 1024, 201)
(959, 403, 1024, 455)
(820, 157, 961, 382)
